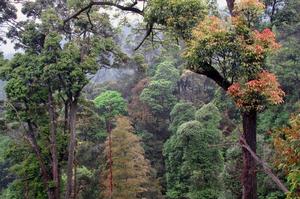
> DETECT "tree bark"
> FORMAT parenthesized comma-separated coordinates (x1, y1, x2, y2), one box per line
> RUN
(48, 91, 60, 199)
(106, 121, 113, 199)
(226, 0, 235, 16)
(242, 110, 257, 199)
(64, 100, 69, 135)
(65, 100, 78, 199)
(26, 121, 56, 199)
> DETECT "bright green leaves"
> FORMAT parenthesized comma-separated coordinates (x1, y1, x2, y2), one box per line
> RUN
(94, 91, 127, 122)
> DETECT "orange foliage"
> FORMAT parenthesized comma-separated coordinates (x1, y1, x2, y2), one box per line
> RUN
(253, 28, 281, 51)
(191, 16, 226, 38)
(227, 71, 285, 110)
(102, 116, 153, 199)
(272, 114, 300, 197)
(234, 0, 265, 15)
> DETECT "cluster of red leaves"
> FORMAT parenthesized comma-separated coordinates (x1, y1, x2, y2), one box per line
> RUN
(253, 28, 281, 52)
(238, 28, 280, 60)
(227, 71, 285, 110)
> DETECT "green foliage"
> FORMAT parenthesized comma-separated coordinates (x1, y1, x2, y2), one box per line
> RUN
(140, 61, 180, 121)
(152, 61, 180, 84)
(195, 103, 222, 128)
(164, 103, 223, 199)
(140, 79, 177, 116)
(145, 0, 207, 39)
(169, 101, 196, 134)
(94, 90, 127, 122)
(1, 142, 47, 199)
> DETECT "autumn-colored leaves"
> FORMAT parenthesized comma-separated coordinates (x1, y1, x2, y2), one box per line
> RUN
(185, 0, 284, 111)
(228, 71, 285, 110)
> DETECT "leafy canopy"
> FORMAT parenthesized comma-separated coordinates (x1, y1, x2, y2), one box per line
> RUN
(94, 90, 127, 121)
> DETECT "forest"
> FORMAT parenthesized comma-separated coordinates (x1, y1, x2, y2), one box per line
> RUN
(0, 0, 299, 199)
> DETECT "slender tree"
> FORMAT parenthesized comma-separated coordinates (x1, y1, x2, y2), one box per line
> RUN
(94, 91, 127, 199)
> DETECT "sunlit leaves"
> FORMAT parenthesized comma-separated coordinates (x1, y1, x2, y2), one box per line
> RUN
(94, 90, 127, 122)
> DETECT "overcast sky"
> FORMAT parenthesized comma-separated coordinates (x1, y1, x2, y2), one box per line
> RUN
(0, 0, 228, 58)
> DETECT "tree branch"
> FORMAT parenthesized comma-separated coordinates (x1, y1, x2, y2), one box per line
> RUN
(190, 63, 232, 90)
(64, 1, 143, 24)
(134, 22, 153, 50)
(226, 0, 235, 16)
(239, 136, 289, 194)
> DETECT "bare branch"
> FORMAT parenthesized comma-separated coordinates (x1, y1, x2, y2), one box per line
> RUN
(134, 22, 153, 50)
(86, 6, 94, 30)
(64, 1, 144, 24)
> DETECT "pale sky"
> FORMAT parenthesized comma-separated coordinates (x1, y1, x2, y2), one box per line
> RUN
(0, 0, 228, 58)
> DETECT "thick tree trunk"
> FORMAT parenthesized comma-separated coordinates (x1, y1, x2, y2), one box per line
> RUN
(242, 110, 257, 199)
(48, 91, 60, 199)
(65, 101, 78, 199)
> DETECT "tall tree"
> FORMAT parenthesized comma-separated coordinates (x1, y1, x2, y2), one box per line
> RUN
(183, 2, 284, 198)
(140, 61, 180, 136)
(1, 2, 122, 198)
(94, 90, 127, 199)
(164, 103, 223, 199)
(102, 116, 162, 199)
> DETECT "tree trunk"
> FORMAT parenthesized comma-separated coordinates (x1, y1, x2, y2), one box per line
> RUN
(64, 100, 69, 135)
(48, 91, 60, 199)
(65, 100, 78, 199)
(242, 110, 257, 199)
(226, 0, 235, 16)
(107, 121, 113, 199)
(26, 122, 56, 199)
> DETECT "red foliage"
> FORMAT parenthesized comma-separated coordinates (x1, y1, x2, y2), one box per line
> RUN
(253, 28, 281, 51)
(227, 71, 285, 110)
